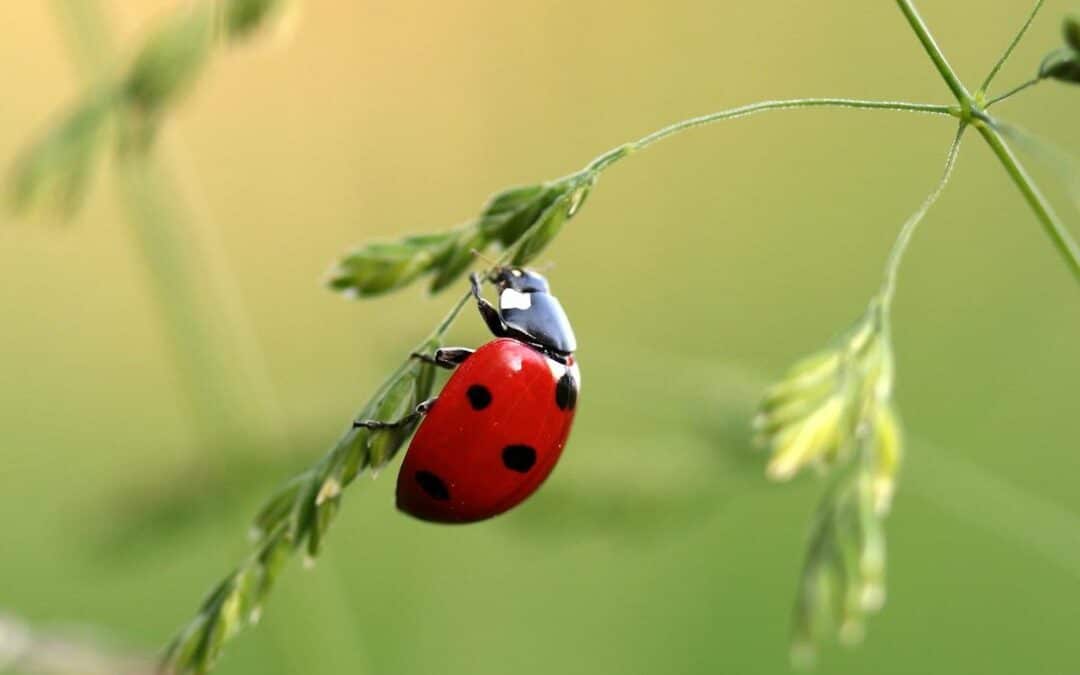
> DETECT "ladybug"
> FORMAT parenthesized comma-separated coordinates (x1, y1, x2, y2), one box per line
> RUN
(354, 266, 580, 523)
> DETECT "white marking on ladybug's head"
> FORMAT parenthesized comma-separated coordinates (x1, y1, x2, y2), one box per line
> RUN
(500, 288, 532, 311)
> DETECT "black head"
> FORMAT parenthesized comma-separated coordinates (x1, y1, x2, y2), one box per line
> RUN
(490, 266, 550, 294)
(490, 266, 576, 357)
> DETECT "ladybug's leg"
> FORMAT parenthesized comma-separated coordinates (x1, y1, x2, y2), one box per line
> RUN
(471, 272, 510, 338)
(352, 398, 437, 430)
(410, 347, 473, 370)
(470, 272, 542, 345)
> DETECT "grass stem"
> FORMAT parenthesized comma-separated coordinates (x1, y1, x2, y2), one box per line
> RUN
(896, 0, 1080, 288)
(975, 122, 1080, 283)
(979, 0, 1048, 94)
(986, 77, 1042, 107)
(586, 98, 957, 174)
(895, 0, 972, 104)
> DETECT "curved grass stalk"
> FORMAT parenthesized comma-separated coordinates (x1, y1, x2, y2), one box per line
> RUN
(630, 98, 956, 148)
(329, 96, 957, 300)
(879, 123, 967, 307)
(586, 98, 957, 174)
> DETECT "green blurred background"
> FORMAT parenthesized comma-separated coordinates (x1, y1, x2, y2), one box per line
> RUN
(3, 1, 1080, 673)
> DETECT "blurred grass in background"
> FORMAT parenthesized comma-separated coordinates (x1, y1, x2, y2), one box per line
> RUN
(2, 1, 1080, 673)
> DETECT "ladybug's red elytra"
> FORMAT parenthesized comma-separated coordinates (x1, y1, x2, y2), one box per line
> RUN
(353, 266, 579, 523)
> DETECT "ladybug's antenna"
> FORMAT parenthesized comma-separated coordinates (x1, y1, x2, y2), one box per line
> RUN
(469, 249, 502, 270)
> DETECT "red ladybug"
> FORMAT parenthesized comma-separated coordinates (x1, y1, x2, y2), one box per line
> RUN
(354, 266, 579, 523)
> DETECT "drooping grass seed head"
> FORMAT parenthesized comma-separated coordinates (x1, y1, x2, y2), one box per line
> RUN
(791, 465, 889, 665)
(764, 395, 848, 481)
(868, 405, 902, 515)
(756, 308, 897, 483)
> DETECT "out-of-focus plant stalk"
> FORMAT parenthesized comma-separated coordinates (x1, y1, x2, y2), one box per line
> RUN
(50, 0, 284, 451)
(113, 156, 267, 446)
(47, 5, 367, 674)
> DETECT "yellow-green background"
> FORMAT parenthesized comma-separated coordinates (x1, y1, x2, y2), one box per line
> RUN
(3, 2, 1080, 674)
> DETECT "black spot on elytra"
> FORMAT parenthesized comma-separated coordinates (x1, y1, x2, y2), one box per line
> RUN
(501, 445, 537, 473)
(466, 384, 492, 410)
(415, 470, 450, 500)
(555, 371, 578, 411)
